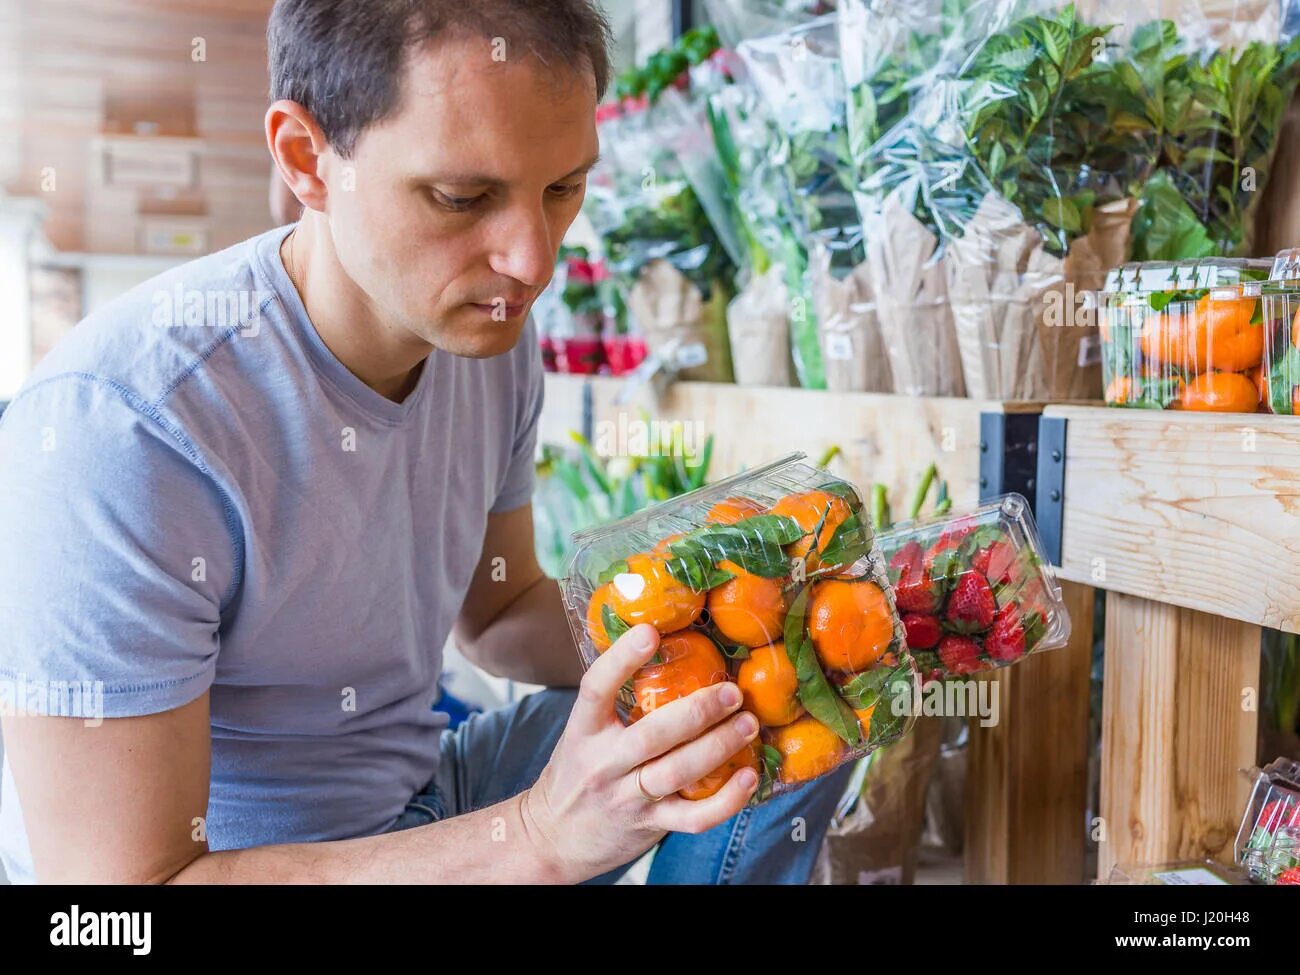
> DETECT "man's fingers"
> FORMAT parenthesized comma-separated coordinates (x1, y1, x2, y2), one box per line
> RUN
(646, 767, 760, 835)
(628, 712, 760, 800)
(617, 682, 747, 770)
(570, 624, 659, 735)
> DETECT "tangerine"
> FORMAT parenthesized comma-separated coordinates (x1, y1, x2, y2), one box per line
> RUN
(608, 552, 706, 634)
(808, 579, 895, 673)
(586, 582, 617, 652)
(736, 641, 804, 727)
(631, 630, 728, 715)
(1175, 370, 1259, 413)
(1105, 376, 1137, 405)
(766, 716, 847, 785)
(707, 559, 788, 647)
(678, 740, 761, 801)
(770, 489, 852, 566)
(1196, 295, 1264, 372)
(651, 531, 688, 557)
(705, 496, 765, 525)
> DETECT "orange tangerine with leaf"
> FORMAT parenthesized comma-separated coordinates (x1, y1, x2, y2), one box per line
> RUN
(736, 641, 804, 727)
(766, 715, 847, 786)
(706, 496, 766, 525)
(707, 559, 788, 648)
(769, 489, 852, 567)
(1196, 295, 1264, 373)
(679, 740, 762, 801)
(608, 552, 706, 634)
(631, 630, 728, 715)
(808, 579, 895, 674)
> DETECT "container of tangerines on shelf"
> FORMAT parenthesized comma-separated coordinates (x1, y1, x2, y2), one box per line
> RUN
(1100, 256, 1272, 413)
(1261, 249, 1300, 416)
(562, 453, 919, 805)
(875, 495, 1072, 680)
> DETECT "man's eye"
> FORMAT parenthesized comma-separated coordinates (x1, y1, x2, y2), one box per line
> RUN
(549, 182, 584, 199)
(430, 189, 482, 212)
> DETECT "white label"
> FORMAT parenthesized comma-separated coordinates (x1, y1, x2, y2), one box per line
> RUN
(825, 333, 854, 361)
(675, 343, 708, 368)
(1152, 867, 1230, 886)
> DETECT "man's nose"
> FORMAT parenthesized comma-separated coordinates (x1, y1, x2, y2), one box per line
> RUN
(488, 204, 556, 289)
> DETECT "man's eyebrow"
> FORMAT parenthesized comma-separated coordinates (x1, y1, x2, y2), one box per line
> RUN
(422, 154, 601, 187)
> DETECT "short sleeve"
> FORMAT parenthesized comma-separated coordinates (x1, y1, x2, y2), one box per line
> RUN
(490, 324, 545, 514)
(0, 376, 237, 719)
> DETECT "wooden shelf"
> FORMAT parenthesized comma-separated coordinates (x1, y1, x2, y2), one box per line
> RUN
(1045, 404, 1300, 634)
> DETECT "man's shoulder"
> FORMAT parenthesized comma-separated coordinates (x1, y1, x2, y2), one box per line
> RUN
(24, 227, 290, 408)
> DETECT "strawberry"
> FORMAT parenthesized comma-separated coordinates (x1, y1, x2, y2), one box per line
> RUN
(887, 540, 924, 580)
(895, 574, 941, 613)
(890, 539, 941, 613)
(1257, 797, 1300, 833)
(1276, 866, 1300, 885)
(938, 635, 986, 675)
(945, 571, 996, 634)
(985, 605, 1026, 662)
(972, 538, 1018, 586)
(902, 613, 942, 650)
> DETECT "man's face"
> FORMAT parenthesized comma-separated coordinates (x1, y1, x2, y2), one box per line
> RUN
(321, 32, 599, 359)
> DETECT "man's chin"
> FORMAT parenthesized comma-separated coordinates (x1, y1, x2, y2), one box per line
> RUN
(430, 310, 529, 359)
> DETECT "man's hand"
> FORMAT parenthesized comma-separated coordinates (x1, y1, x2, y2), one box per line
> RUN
(520, 624, 761, 882)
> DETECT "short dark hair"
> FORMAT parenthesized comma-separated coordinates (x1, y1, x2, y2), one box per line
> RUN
(268, 0, 611, 157)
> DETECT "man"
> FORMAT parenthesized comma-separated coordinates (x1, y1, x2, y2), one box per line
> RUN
(0, 0, 852, 884)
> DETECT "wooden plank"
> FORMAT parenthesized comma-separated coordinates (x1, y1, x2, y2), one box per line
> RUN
(586, 377, 1009, 514)
(1097, 592, 1261, 879)
(965, 580, 1095, 884)
(1046, 404, 1300, 633)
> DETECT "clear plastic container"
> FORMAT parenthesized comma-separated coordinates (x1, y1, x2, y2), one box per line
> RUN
(874, 495, 1071, 680)
(561, 452, 918, 806)
(1100, 257, 1272, 413)
(1261, 249, 1300, 415)
(1104, 859, 1253, 886)
(1236, 756, 1300, 884)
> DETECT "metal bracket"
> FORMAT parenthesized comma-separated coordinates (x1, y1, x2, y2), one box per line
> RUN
(978, 412, 1040, 507)
(1035, 416, 1069, 568)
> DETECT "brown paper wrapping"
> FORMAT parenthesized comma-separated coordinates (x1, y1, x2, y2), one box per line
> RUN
(726, 264, 794, 387)
(864, 197, 966, 398)
(810, 247, 894, 393)
(627, 259, 735, 383)
(946, 194, 1134, 401)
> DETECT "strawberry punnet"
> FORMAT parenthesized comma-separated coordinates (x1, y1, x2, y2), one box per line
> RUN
(902, 613, 942, 650)
(945, 571, 996, 633)
(938, 634, 985, 675)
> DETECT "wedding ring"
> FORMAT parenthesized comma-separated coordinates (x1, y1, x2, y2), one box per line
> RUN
(635, 765, 665, 803)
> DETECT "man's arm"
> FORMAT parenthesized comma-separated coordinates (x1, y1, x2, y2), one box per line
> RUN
(452, 503, 584, 688)
(2, 694, 567, 884)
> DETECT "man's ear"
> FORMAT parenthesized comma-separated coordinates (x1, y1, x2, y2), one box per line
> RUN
(266, 100, 331, 214)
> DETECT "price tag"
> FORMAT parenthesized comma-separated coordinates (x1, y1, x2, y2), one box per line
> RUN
(825, 333, 854, 361)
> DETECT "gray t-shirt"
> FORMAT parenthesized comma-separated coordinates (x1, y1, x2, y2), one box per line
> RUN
(0, 224, 543, 883)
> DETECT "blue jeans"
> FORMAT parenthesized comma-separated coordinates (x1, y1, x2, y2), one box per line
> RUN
(383, 688, 855, 884)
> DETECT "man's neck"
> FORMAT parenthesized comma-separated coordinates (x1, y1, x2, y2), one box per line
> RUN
(279, 214, 430, 403)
